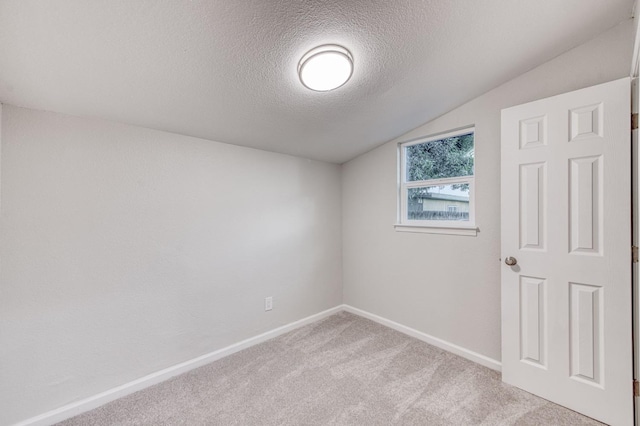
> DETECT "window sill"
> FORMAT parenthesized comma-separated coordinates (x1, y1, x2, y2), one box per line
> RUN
(393, 224, 478, 236)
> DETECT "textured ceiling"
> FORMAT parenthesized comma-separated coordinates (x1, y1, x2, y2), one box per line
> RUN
(0, 0, 634, 163)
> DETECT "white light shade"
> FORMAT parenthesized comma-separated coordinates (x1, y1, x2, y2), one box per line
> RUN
(298, 45, 353, 92)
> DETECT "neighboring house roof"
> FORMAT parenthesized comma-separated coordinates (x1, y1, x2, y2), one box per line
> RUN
(416, 193, 469, 202)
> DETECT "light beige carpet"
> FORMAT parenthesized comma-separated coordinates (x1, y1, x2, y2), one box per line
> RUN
(58, 312, 602, 425)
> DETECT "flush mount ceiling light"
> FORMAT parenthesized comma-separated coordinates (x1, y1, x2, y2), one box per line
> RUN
(298, 45, 353, 92)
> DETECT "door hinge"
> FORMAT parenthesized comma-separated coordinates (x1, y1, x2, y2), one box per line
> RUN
(633, 246, 639, 263)
(633, 113, 639, 130)
(634, 380, 639, 397)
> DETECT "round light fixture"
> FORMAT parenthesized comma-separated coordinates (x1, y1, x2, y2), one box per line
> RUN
(298, 45, 353, 92)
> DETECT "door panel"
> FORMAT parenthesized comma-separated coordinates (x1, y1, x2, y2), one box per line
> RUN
(569, 282, 603, 385)
(501, 77, 632, 426)
(519, 162, 546, 250)
(519, 275, 547, 368)
(569, 155, 602, 254)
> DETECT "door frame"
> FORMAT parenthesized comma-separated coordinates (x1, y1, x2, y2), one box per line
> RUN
(631, 8, 640, 421)
(632, 76, 640, 426)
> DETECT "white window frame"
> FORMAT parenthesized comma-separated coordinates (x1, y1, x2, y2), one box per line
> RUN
(395, 126, 477, 236)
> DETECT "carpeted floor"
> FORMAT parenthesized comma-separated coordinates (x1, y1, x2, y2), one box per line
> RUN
(58, 312, 602, 425)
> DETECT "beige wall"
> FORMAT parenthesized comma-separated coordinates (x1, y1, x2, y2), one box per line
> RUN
(0, 106, 343, 425)
(342, 19, 635, 362)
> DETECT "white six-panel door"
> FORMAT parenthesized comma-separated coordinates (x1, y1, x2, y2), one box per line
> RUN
(501, 77, 633, 426)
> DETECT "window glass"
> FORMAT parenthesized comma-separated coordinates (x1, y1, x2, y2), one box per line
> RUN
(407, 185, 470, 221)
(399, 128, 475, 228)
(405, 132, 474, 182)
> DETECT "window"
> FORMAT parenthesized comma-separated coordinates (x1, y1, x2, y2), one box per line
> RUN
(396, 127, 476, 235)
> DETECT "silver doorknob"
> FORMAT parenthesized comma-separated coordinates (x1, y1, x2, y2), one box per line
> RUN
(505, 257, 517, 266)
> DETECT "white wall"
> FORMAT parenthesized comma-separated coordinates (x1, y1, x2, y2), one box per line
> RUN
(0, 106, 342, 425)
(342, 19, 635, 362)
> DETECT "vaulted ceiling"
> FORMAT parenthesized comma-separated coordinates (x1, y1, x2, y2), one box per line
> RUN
(0, 0, 634, 163)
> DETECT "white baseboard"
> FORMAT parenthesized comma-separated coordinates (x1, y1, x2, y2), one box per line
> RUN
(13, 305, 343, 426)
(342, 305, 502, 372)
(15, 303, 501, 426)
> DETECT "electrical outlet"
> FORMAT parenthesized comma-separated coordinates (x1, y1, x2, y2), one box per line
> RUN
(265, 296, 273, 311)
